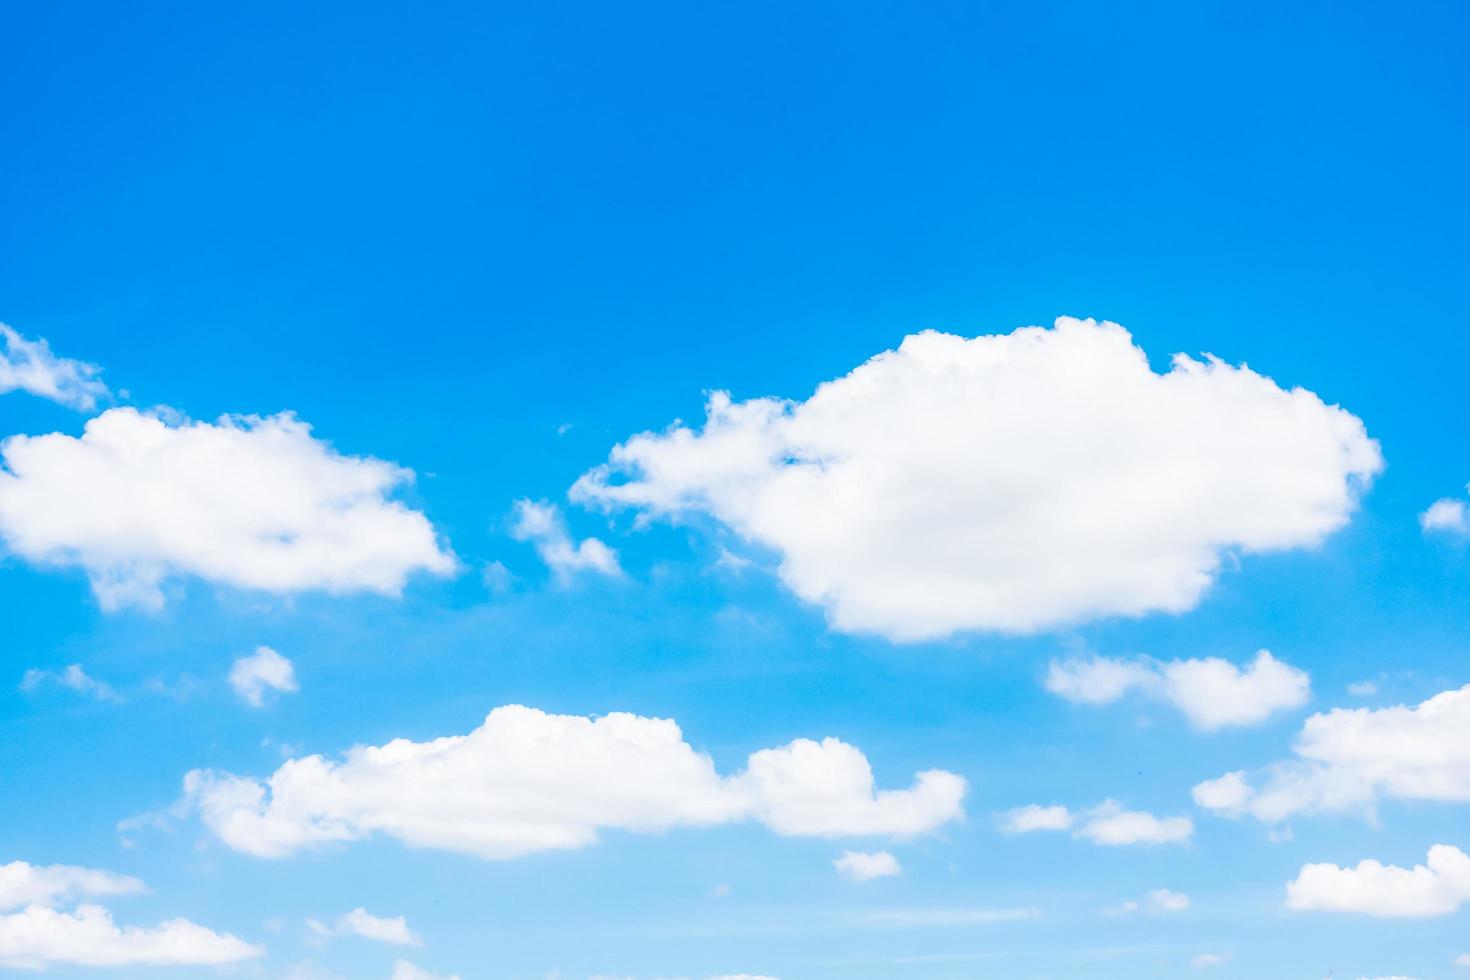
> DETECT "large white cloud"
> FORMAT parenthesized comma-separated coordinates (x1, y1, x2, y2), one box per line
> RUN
(0, 407, 455, 610)
(1286, 844, 1470, 918)
(572, 317, 1381, 641)
(0, 862, 145, 912)
(0, 324, 108, 411)
(1195, 684, 1470, 824)
(182, 705, 965, 861)
(1046, 650, 1310, 730)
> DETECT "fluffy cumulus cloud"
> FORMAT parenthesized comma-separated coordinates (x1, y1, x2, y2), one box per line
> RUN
(0, 407, 454, 610)
(1000, 801, 1191, 846)
(1045, 650, 1310, 730)
(307, 908, 420, 946)
(0, 862, 144, 911)
(182, 705, 965, 861)
(0, 905, 263, 970)
(0, 324, 108, 411)
(833, 850, 902, 881)
(229, 646, 299, 707)
(1286, 844, 1470, 917)
(1422, 489, 1470, 536)
(509, 499, 620, 580)
(0, 861, 259, 970)
(1194, 684, 1470, 824)
(572, 317, 1381, 641)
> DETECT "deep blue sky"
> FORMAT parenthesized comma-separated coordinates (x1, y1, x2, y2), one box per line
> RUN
(3, 2, 1470, 978)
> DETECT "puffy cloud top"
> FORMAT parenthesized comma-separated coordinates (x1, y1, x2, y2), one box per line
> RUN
(574, 318, 1381, 640)
(0, 408, 455, 609)
(184, 705, 965, 861)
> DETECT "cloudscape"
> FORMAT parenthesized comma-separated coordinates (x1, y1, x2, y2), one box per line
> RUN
(3, 3, 1468, 978)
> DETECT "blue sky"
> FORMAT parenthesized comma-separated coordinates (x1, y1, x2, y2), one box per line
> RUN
(2, 2, 1470, 978)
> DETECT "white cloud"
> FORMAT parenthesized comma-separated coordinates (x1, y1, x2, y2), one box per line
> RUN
(307, 908, 420, 946)
(572, 317, 1380, 641)
(183, 705, 965, 861)
(18, 664, 120, 703)
(1147, 888, 1191, 911)
(1046, 650, 1310, 730)
(1422, 492, 1470, 535)
(1191, 952, 1229, 970)
(0, 407, 454, 610)
(0, 862, 145, 911)
(1002, 801, 1191, 846)
(510, 499, 620, 581)
(390, 961, 460, 980)
(834, 850, 901, 881)
(999, 804, 1073, 833)
(1348, 680, 1380, 696)
(1104, 888, 1190, 916)
(1286, 844, 1470, 918)
(1195, 684, 1470, 824)
(0, 324, 108, 411)
(1457, 953, 1470, 967)
(0, 904, 262, 969)
(229, 646, 299, 708)
(1075, 801, 1193, 846)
